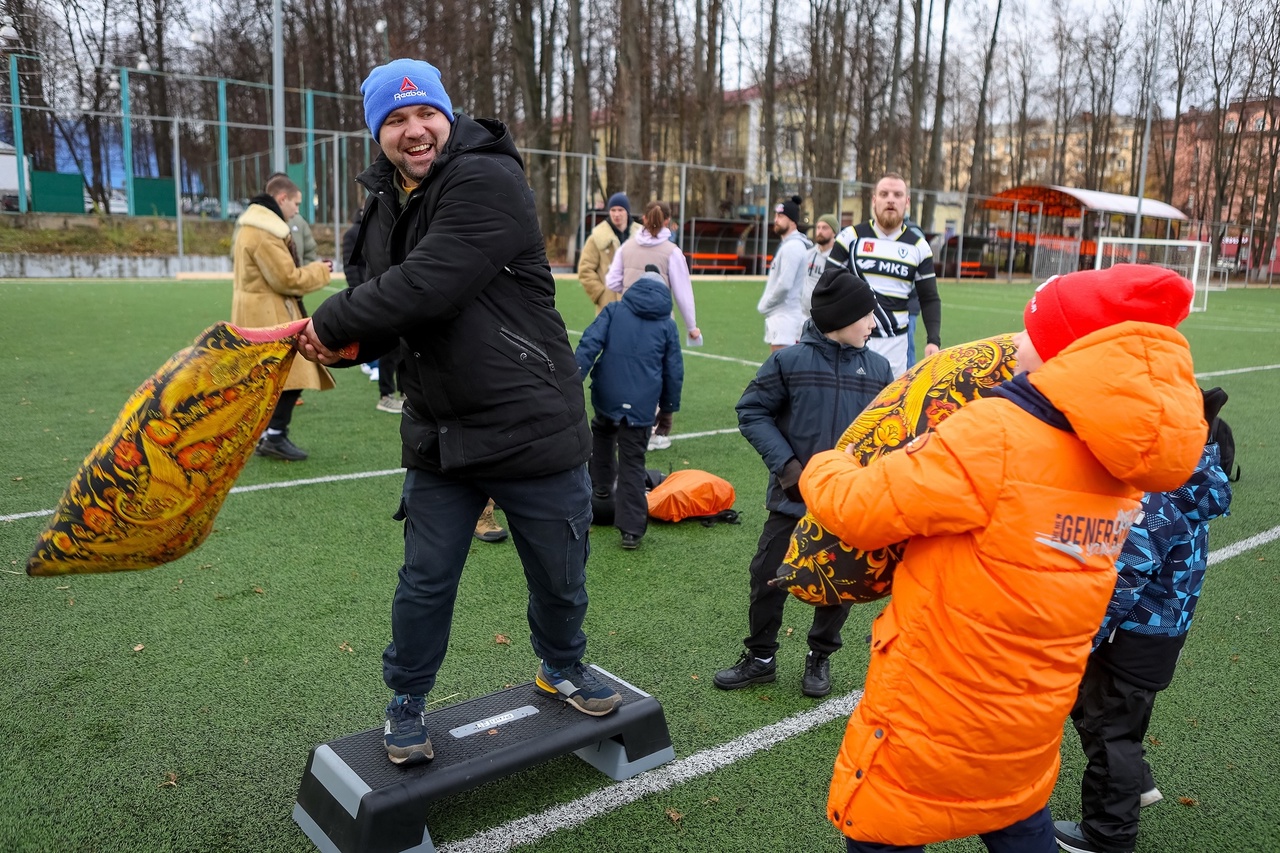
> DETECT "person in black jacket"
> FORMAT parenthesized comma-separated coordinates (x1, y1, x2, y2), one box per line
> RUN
(574, 271, 684, 551)
(714, 269, 893, 699)
(297, 58, 620, 767)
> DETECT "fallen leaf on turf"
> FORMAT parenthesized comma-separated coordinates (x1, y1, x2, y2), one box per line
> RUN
(691, 674, 699, 680)
(1230, 654, 1240, 662)
(759, 694, 772, 702)
(11, 477, 21, 481)
(488, 729, 499, 735)
(133, 644, 145, 652)
(67, 598, 74, 606)
(159, 772, 178, 788)
(253, 586, 265, 594)
(785, 627, 794, 636)
(665, 807, 683, 823)
(1178, 797, 1198, 807)
(704, 796, 720, 804)
(338, 642, 354, 653)
(1148, 736, 1162, 746)
(495, 633, 511, 645)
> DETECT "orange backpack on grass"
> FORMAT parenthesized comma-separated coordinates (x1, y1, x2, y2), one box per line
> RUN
(646, 469, 739, 525)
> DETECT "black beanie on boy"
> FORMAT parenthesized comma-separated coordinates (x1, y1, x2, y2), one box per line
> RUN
(810, 268, 878, 333)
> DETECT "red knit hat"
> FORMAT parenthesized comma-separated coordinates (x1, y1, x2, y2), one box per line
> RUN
(1024, 264, 1194, 361)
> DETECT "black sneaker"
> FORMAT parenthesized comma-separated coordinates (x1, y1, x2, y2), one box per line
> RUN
(713, 651, 777, 690)
(1052, 820, 1131, 853)
(802, 651, 832, 697)
(255, 432, 308, 461)
(384, 693, 433, 766)
(621, 533, 641, 550)
(535, 661, 622, 716)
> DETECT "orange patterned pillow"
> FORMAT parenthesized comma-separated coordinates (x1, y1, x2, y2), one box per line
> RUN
(773, 335, 1019, 606)
(26, 320, 354, 576)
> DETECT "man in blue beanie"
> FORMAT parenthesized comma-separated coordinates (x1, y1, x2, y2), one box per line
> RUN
(298, 58, 620, 767)
(578, 191, 640, 314)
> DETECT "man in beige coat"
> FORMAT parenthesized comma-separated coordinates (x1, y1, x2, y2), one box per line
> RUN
(231, 174, 333, 460)
(577, 192, 640, 314)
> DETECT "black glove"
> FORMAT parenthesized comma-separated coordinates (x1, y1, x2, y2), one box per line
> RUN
(779, 457, 805, 504)
(655, 410, 674, 436)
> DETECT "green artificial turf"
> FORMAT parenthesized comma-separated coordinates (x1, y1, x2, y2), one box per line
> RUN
(1, 277, 1278, 852)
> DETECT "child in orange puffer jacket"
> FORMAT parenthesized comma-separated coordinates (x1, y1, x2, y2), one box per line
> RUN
(800, 265, 1207, 853)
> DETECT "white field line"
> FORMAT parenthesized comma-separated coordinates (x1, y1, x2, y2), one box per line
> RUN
(566, 329, 761, 367)
(438, 690, 863, 853)
(1208, 525, 1280, 564)
(1195, 363, 1280, 378)
(0, 432, 743, 523)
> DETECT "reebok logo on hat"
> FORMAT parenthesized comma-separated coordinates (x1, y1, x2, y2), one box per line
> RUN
(400, 77, 418, 92)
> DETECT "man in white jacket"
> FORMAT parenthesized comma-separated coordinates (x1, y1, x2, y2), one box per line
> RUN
(758, 195, 812, 351)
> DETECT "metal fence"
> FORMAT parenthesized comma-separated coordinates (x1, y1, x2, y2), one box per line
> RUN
(3, 88, 1277, 283)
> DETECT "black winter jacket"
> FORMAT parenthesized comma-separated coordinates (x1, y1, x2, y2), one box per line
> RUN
(736, 321, 894, 517)
(310, 113, 590, 478)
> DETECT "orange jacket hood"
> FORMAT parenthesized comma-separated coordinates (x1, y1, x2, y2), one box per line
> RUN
(1030, 320, 1205, 494)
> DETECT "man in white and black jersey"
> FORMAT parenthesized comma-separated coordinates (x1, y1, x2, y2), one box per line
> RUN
(827, 173, 941, 377)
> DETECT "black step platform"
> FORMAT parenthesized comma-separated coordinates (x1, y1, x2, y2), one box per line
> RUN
(293, 666, 675, 853)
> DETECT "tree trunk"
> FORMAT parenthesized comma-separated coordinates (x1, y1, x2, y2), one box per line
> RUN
(920, 0, 951, 229)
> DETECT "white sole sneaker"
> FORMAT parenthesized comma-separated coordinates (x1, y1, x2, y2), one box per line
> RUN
(1140, 787, 1163, 808)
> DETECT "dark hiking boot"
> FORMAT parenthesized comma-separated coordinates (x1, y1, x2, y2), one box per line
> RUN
(621, 532, 642, 550)
(713, 651, 777, 690)
(802, 651, 832, 697)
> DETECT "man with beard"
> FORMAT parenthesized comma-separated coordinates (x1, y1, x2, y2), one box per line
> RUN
(802, 213, 840, 319)
(757, 195, 812, 351)
(828, 174, 941, 376)
(297, 58, 620, 767)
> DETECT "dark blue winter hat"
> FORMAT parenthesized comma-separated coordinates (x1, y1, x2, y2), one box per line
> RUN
(606, 192, 631, 217)
(361, 59, 454, 141)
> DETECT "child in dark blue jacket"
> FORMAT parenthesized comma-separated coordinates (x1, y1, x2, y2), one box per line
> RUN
(714, 269, 893, 698)
(1055, 389, 1234, 853)
(575, 272, 684, 550)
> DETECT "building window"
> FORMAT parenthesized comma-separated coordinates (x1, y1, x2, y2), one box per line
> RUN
(1225, 119, 1237, 133)
(1255, 116, 1266, 131)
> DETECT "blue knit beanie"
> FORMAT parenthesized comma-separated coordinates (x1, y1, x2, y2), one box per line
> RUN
(606, 192, 631, 217)
(361, 59, 454, 141)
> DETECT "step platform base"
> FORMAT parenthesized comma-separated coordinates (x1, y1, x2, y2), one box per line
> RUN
(293, 666, 674, 853)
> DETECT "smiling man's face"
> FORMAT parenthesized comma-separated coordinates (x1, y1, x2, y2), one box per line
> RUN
(379, 104, 452, 185)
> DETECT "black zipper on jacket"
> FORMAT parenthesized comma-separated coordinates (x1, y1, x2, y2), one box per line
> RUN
(499, 327, 555, 373)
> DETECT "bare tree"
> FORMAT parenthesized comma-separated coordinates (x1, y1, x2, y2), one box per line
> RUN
(1159, 0, 1205, 204)
(967, 0, 1003, 200)
(920, 0, 952, 226)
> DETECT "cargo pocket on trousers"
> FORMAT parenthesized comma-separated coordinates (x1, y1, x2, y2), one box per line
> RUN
(564, 504, 592, 586)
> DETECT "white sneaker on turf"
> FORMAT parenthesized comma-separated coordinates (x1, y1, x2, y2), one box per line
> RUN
(1140, 787, 1163, 808)
(647, 434, 672, 451)
(369, 368, 380, 382)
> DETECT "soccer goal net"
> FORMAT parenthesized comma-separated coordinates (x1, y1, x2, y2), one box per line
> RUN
(1094, 237, 1213, 313)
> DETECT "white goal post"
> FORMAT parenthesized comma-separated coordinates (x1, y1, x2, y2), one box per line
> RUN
(1094, 237, 1213, 313)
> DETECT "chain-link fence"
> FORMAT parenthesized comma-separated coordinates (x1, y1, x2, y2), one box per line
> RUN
(4, 73, 1277, 283)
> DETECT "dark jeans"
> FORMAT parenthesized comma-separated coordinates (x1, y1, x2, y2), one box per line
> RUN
(383, 464, 593, 696)
(588, 413, 650, 538)
(1071, 653, 1158, 851)
(376, 357, 402, 397)
(267, 389, 301, 431)
(844, 805, 1056, 853)
(745, 509, 850, 657)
